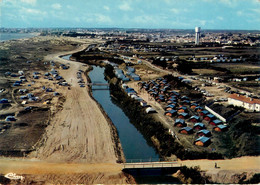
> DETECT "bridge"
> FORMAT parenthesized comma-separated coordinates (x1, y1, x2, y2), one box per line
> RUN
(87, 81, 109, 90)
(122, 161, 182, 177)
(123, 161, 181, 169)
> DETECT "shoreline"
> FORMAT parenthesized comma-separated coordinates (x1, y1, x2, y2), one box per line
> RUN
(0, 32, 40, 43)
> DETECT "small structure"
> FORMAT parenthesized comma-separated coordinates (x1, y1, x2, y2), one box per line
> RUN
(199, 110, 209, 116)
(20, 95, 28, 100)
(53, 92, 60, 96)
(165, 104, 176, 111)
(178, 106, 187, 113)
(194, 136, 211, 147)
(203, 114, 215, 122)
(27, 93, 34, 98)
(18, 89, 28, 94)
(165, 110, 177, 117)
(125, 88, 136, 94)
(146, 107, 156, 114)
(0, 98, 9, 104)
(213, 124, 228, 132)
(197, 129, 211, 137)
(13, 82, 21, 87)
(193, 122, 206, 130)
(181, 100, 190, 105)
(5, 116, 16, 122)
(178, 112, 189, 119)
(17, 71, 24, 76)
(195, 106, 204, 113)
(189, 115, 200, 123)
(209, 119, 222, 126)
(21, 100, 27, 105)
(140, 101, 148, 107)
(174, 119, 186, 127)
(190, 103, 198, 109)
(179, 127, 193, 135)
(46, 88, 52, 92)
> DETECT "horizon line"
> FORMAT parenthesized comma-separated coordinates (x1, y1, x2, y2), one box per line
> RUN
(1, 27, 260, 31)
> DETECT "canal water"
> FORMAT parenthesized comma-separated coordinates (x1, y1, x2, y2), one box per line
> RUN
(62, 55, 159, 161)
(88, 66, 159, 161)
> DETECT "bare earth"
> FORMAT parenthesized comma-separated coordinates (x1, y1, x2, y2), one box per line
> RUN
(26, 42, 120, 164)
(181, 156, 260, 183)
(0, 158, 130, 184)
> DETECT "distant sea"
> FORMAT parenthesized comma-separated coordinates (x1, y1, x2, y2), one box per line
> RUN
(0, 32, 38, 41)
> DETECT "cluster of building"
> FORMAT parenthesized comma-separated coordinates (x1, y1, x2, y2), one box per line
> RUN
(187, 55, 246, 63)
(129, 77, 229, 147)
(103, 60, 141, 82)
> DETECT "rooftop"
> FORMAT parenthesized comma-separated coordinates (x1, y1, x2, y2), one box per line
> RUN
(229, 94, 260, 104)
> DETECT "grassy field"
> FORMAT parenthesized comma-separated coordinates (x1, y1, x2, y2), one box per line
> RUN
(213, 63, 260, 74)
(192, 68, 226, 75)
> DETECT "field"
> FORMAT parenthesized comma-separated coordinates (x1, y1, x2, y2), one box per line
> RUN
(213, 63, 260, 74)
(0, 37, 81, 155)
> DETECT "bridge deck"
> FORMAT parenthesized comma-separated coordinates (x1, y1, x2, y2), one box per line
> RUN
(87, 83, 109, 86)
(123, 161, 181, 169)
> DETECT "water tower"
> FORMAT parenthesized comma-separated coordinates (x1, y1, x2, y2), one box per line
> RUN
(195, 27, 201, 45)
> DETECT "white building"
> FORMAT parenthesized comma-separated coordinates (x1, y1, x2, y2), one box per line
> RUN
(228, 94, 260, 112)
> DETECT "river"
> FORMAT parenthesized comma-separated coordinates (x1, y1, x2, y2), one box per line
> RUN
(88, 65, 159, 161)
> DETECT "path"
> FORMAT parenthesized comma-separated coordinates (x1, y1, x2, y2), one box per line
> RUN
(33, 40, 120, 163)
(181, 156, 260, 172)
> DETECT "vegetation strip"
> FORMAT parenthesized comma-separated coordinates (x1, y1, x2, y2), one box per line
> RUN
(104, 64, 223, 160)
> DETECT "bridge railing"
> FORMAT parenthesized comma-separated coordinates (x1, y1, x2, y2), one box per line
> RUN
(123, 161, 181, 169)
(125, 158, 177, 163)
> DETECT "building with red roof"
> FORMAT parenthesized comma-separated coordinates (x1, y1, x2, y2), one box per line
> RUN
(228, 94, 260, 112)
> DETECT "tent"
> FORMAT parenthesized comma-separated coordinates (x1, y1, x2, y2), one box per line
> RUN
(146, 107, 156, 114)
(5, 116, 16, 122)
(0, 98, 9, 104)
(194, 136, 211, 147)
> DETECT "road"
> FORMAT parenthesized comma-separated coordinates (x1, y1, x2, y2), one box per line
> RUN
(31, 40, 122, 163)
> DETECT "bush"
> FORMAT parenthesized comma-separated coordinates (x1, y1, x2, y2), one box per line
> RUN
(240, 173, 260, 184)
(180, 166, 210, 183)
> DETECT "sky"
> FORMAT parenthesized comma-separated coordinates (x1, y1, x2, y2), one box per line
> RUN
(1, 0, 260, 30)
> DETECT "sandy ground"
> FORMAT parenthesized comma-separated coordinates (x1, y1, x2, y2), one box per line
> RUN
(0, 158, 131, 184)
(181, 156, 260, 183)
(181, 156, 260, 171)
(29, 41, 120, 163)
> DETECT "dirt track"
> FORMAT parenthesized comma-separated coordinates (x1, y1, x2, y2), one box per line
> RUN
(0, 158, 131, 184)
(181, 156, 260, 183)
(181, 156, 260, 171)
(31, 41, 121, 163)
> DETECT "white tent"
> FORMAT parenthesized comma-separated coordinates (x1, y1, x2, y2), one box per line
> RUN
(145, 107, 156, 114)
